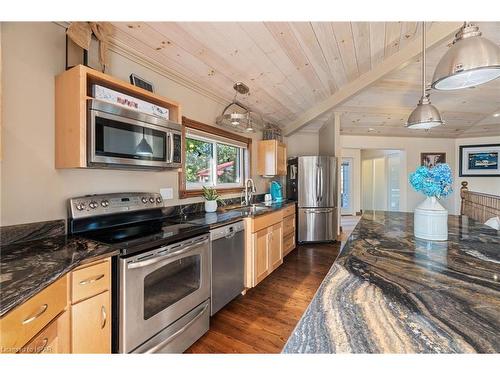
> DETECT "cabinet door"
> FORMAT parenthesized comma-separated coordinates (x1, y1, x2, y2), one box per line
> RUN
(71, 291, 111, 353)
(254, 228, 270, 285)
(269, 222, 283, 271)
(277, 143, 287, 176)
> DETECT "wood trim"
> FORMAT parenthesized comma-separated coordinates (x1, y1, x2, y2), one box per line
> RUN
(179, 116, 252, 199)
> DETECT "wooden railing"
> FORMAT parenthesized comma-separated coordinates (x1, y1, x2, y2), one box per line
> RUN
(460, 181, 500, 223)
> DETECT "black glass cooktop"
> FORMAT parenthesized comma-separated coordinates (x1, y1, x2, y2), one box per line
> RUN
(78, 218, 209, 257)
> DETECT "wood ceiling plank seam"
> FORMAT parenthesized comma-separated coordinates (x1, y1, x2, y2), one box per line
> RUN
(351, 22, 371, 75)
(111, 24, 242, 103)
(310, 22, 349, 89)
(155, 22, 302, 119)
(239, 22, 317, 108)
(263, 22, 330, 102)
(384, 21, 403, 58)
(163, 22, 292, 121)
(289, 22, 338, 94)
(399, 22, 419, 49)
(369, 22, 386, 69)
(330, 22, 360, 82)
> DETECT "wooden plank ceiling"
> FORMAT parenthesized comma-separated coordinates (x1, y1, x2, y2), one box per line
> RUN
(109, 22, 500, 138)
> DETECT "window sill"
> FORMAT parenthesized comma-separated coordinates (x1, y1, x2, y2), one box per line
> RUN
(180, 187, 244, 199)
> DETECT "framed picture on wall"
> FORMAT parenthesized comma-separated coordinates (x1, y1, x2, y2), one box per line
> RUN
(421, 152, 446, 168)
(459, 144, 500, 177)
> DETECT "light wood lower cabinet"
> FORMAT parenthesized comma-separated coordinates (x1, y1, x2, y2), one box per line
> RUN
(71, 290, 111, 354)
(245, 206, 294, 288)
(282, 212, 296, 257)
(21, 311, 70, 354)
(0, 257, 112, 355)
(269, 222, 283, 271)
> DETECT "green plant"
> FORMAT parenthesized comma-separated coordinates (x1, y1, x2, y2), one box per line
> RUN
(202, 186, 219, 201)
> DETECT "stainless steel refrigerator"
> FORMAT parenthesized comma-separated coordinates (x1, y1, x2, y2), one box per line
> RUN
(287, 156, 338, 243)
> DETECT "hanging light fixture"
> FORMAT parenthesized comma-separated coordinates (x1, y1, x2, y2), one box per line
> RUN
(406, 22, 444, 130)
(135, 128, 153, 156)
(432, 22, 500, 90)
(216, 82, 263, 133)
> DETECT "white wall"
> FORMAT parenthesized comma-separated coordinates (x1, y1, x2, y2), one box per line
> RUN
(285, 131, 319, 157)
(341, 135, 457, 213)
(318, 117, 336, 156)
(0, 22, 269, 226)
(455, 136, 500, 198)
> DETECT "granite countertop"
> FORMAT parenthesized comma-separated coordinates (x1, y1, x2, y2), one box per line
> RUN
(283, 211, 500, 353)
(173, 200, 296, 228)
(0, 233, 117, 317)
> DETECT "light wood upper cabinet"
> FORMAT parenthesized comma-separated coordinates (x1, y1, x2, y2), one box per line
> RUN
(55, 65, 181, 169)
(71, 290, 111, 354)
(257, 140, 287, 176)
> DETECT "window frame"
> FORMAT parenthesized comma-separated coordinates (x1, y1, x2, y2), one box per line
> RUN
(179, 117, 252, 199)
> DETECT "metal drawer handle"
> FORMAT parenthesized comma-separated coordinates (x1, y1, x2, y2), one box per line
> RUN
(145, 303, 209, 353)
(79, 274, 105, 285)
(101, 305, 107, 329)
(36, 338, 49, 353)
(22, 304, 48, 325)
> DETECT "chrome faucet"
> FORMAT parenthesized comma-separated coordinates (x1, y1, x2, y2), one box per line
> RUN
(243, 178, 256, 206)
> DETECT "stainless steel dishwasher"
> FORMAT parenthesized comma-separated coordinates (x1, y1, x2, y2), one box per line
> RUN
(210, 220, 245, 316)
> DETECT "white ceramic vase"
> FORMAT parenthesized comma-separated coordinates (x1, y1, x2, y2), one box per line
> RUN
(414, 196, 448, 241)
(204, 200, 218, 213)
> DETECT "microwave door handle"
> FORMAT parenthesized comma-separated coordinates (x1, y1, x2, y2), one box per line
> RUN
(169, 132, 174, 163)
(127, 238, 208, 269)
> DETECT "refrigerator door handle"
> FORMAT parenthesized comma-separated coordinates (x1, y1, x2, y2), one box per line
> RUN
(315, 166, 320, 203)
(304, 208, 334, 214)
(319, 166, 324, 202)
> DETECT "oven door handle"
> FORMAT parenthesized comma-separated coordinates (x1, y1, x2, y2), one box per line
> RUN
(145, 302, 209, 353)
(127, 238, 208, 269)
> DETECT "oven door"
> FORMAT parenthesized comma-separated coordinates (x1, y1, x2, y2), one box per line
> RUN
(119, 234, 210, 353)
(89, 108, 170, 169)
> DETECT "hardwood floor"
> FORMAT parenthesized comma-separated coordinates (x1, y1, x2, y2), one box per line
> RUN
(185, 243, 340, 354)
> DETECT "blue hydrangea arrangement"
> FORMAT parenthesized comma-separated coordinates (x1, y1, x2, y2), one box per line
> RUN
(409, 163, 453, 198)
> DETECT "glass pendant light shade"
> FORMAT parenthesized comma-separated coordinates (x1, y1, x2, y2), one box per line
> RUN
(406, 95, 444, 129)
(432, 23, 500, 90)
(406, 21, 444, 130)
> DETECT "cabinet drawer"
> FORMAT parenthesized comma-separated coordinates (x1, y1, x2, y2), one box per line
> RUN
(283, 214, 295, 236)
(282, 204, 295, 218)
(20, 311, 69, 354)
(250, 210, 283, 233)
(0, 276, 68, 352)
(71, 259, 110, 303)
(283, 233, 295, 256)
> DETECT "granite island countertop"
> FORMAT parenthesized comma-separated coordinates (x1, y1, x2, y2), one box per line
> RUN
(283, 211, 500, 353)
(0, 232, 117, 317)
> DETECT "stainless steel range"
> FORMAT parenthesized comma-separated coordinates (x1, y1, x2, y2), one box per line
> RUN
(68, 192, 210, 353)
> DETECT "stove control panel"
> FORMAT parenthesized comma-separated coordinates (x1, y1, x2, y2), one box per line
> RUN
(69, 192, 163, 219)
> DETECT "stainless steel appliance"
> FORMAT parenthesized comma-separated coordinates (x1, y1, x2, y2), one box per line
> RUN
(209, 221, 245, 316)
(287, 156, 338, 243)
(68, 192, 210, 353)
(88, 99, 182, 169)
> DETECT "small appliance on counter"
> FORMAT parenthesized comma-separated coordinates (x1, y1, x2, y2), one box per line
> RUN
(270, 181, 283, 202)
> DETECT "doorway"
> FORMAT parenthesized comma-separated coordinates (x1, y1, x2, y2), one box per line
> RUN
(340, 158, 354, 215)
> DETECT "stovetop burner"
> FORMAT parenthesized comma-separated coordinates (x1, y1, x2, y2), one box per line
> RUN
(68, 192, 209, 257)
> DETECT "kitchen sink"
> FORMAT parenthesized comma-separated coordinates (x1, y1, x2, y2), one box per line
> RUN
(231, 205, 269, 214)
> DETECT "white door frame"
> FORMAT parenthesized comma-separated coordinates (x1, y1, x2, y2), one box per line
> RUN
(341, 157, 354, 215)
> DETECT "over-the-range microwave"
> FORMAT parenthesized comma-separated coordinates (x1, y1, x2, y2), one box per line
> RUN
(87, 99, 182, 169)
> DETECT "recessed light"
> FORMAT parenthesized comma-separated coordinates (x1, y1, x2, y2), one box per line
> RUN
(368, 128, 375, 132)
(493, 113, 500, 117)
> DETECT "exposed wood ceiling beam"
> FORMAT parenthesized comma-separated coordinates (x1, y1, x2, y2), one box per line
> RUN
(283, 22, 462, 136)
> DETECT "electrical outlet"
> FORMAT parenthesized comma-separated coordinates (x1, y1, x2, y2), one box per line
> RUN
(160, 188, 173, 200)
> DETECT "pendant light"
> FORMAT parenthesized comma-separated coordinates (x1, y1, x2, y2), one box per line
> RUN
(216, 82, 263, 133)
(135, 129, 153, 156)
(432, 22, 500, 90)
(406, 22, 444, 130)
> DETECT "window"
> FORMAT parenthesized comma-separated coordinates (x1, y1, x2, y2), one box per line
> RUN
(180, 117, 251, 197)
